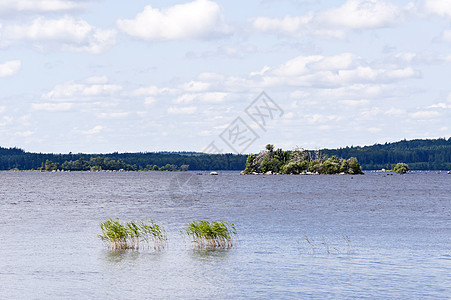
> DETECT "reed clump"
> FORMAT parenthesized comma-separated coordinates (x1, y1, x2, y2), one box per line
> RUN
(186, 220, 236, 249)
(302, 234, 352, 254)
(98, 218, 166, 250)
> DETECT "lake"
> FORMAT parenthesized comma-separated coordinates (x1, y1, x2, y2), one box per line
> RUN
(0, 171, 450, 299)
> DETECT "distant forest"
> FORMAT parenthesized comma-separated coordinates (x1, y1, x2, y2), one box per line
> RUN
(321, 138, 451, 170)
(0, 149, 247, 171)
(0, 138, 450, 171)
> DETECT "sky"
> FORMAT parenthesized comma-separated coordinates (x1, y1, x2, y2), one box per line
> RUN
(1, 0, 450, 154)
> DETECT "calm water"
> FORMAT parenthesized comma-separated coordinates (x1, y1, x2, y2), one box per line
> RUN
(0, 171, 450, 299)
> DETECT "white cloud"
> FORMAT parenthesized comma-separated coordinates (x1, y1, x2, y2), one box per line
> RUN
(409, 110, 440, 118)
(428, 103, 451, 109)
(320, 0, 401, 29)
(310, 53, 358, 71)
(32, 102, 73, 111)
(42, 77, 122, 101)
(144, 97, 156, 105)
(98, 112, 130, 119)
(85, 76, 109, 84)
(385, 108, 405, 115)
(82, 125, 104, 135)
(0, 0, 82, 15)
(250, 66, 271, 77)
(174, 92, 227, 104)
(198, 92, 228, 103)
(307, 114, 342, 124)
(182, 80, 211, 92)
(424, 0, 451, 18)
(340, 99, 370, 106)
(216, 44, 257, 58)
(394, 52, 417, 62)
(15, 130, 34, 137)
(0, 60, 21, 77)
(252, 0, 403, 38)
(318, 84, 385, 99)
(273, 55, 324, 77)
(252, 15, 312, 36)
(267, 54, 419, 87)
(385, 67, 418, 79)
(117, 0, 230, 40)
(442, 30, 451, 42)
(0, 17, 116, 53)
(273, 53, 358, 77)
(167, 106, 197, 114)
(132, 86, 176, 97)
(197, 72, 225, 81)
(0, 116, 13, 126)
(357, 107, 382, 120)
(174, 94, 197, 104)
(368, 127, 382, 133)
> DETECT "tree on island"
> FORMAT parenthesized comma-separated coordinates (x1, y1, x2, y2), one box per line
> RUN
(243, 144, 364, 175)
(393, 163, 409, 174)
(39, 160, 60, 171)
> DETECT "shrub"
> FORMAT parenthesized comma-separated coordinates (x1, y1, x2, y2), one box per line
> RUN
(185, 220, 236, 249)
(98, 218, 166, 250)
(393, 163, 409, 174)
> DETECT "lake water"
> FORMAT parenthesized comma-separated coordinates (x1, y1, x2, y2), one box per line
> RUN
(0, 171, 450, 299)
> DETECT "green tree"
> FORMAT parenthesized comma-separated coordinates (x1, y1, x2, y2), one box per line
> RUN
(265, 144, 274, 153)
(261, 157, 281, 173)
(243, 154, 256, 174)
(393, 163, 409, 174)
(340, 159, 350, 173)
(41, 159, 60, 171)
(319, 156, 341, 174)
(347, 157, 363, 174)
(280, 161, 300, 174)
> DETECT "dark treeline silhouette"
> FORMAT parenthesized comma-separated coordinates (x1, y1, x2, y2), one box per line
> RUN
(320, 138, 451, 170)
(0, 137, 450, 171)
(0, 148, 247, 171)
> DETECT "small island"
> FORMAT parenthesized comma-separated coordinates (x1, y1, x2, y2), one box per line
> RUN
(243, 144, 364, 175)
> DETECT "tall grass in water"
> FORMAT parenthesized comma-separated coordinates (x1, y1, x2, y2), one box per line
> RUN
(98, 218, 166, 250)
(304, 234, 316, 254)
(186, 220, 236, 249)
(341, 234, 353, 254)
(303, 234, 351, 254)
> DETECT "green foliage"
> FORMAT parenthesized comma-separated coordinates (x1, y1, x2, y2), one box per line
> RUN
(261, 157, 282, 173)
(185, 220, 236, 249)
(0, 148, 247, 171)
(243, 154, 257, 174)
(347, 157, 364, 174)
(244, 146, 364, 175)
(265, 144, 274, 152)
(320, 156, 340, 174)
(98, 218, 166, 250)
(159, 164, 178, 171)
(39, 159, 60, 171)
(321, 138, 451, 170)
(1, 137, 450, 171)
(393, 162, 409, 174)
(280, 161, 300, 174)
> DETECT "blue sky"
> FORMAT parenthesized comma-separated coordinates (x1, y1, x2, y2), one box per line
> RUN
(1, 0, 450, 154)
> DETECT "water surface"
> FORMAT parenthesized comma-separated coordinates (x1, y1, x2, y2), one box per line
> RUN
(0, 171, 450, 299)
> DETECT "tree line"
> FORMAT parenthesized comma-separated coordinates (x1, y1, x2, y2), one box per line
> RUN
(0, 148, 247, 171)
(38, 156, 193, 172)
(0, 138, 450, 171)
(320, 138, 451, 170)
